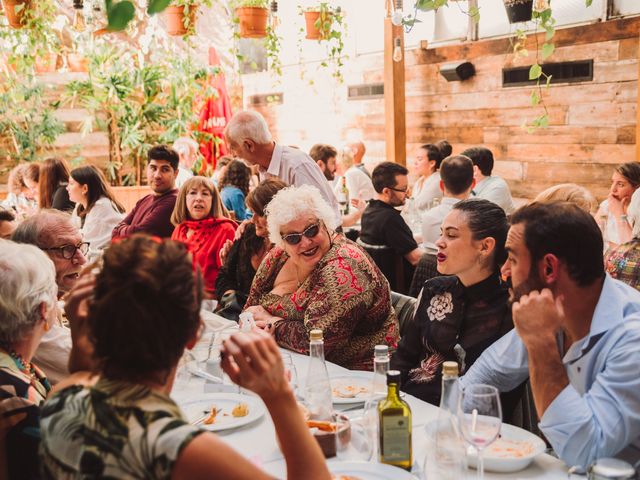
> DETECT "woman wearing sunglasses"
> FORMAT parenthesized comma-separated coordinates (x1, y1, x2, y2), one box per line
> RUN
(244, 185, 398, 370)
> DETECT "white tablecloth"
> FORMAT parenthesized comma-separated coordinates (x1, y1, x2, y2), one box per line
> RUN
(172, 311, 570, 479)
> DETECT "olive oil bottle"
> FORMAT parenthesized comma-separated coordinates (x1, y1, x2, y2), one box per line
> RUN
(378, 370, 412, 470)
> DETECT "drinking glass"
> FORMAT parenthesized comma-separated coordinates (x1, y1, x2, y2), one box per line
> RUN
(335, 413, 374, 461)
(281, 352, 299, 397)
(458, 384, 502, 480)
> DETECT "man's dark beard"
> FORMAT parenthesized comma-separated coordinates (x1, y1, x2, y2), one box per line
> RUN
(324, 169, 334, 181)
(509, 268, 547, 305)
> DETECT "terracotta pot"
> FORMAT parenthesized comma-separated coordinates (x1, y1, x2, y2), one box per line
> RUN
(304, 10, 332, 40)
(67, 53, 88, 73)
(235, 7, 268, 39)
(2, 0, 31, 28)
(35, 53, 58, 73)
(163, 5, 197, 36)
(503, 0, 533, 23)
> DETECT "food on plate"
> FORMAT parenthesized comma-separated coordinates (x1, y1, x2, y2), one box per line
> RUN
(332, 383, 369, 398)
(485, 437, 536, 458)
(232, 402, 249, 417)
(203, 406, 219, 425)
(307, 420, 337, 433)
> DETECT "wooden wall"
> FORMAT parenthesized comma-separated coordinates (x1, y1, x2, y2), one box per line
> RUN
(246, 16, 640, 201)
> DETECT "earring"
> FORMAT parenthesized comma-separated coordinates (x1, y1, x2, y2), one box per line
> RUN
(44, 321, 50, 332)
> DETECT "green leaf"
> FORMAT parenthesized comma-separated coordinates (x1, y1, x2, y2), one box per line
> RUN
(545, 26, 555, 41)
(147, 0, 171, 14)
(469, 6, 480, 24)
(585, 0, 593, 6)
(529, 64, 542, 80)
(541, 43, 555, 60)
(107, 1, 135, 31)
(530, 89, 540, 106)
(546, 74, 553, 88)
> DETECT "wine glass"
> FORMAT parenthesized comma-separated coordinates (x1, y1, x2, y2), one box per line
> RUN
(281, 352, 299, 397)
(458, 384, 502, 480)
(335, 413, 374, 461)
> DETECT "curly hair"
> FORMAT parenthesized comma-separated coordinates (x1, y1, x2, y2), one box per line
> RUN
(219, 159, 251, 196)
(88, 235, 202, 382)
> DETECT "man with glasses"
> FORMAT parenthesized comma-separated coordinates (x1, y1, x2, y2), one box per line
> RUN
(11, 210, 86, 383)
(359, 162, 425, 293)
(421, 155, 476, 252)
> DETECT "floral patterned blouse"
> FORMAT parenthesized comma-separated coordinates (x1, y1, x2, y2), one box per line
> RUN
(605, 238, 640, 291)
(390, 273, 513, 405)
(245, 235, 399, 370)
(39, 378, 204, 479)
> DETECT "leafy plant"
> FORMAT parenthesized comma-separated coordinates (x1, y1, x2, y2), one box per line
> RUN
(299, 2, 346, 82)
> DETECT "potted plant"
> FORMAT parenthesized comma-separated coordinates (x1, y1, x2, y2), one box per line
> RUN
(300, 2, 345, 81)
(503, 0, 533, 23)
(163, 0, 213, 36)
(1, 0, 31, 28)
(235, 0, 269, 39)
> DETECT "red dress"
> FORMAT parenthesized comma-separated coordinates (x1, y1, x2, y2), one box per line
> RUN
(172, 217, 237, 297)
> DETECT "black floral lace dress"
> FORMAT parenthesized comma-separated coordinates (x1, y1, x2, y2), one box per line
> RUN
(390, 273, 514, 406)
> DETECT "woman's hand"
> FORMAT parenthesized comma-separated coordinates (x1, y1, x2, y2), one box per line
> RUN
(244, 305, 277, 323)
(219, 239, 233, 266)
(220, 329, 289, 401)
(608, 193, 629, 218)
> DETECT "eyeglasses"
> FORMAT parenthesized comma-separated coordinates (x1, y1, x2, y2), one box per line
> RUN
(42, 241, 89, 259)
(281, 222, 321, 246)
(389, 186, 409, 193)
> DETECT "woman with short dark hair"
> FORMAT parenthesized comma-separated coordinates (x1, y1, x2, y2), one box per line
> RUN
(67, 165, 125, 260)
(391, 199, 514, 405)
(39, 236, 330, 480)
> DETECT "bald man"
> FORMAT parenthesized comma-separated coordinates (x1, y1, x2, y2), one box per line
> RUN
(347, 141, 371, 178)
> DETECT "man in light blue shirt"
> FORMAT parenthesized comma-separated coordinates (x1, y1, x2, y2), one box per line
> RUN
(460, 202, 640, 469)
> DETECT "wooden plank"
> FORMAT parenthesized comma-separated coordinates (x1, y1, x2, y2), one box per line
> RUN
(568, 102, 636, 126)
(384, 16, 407, 165)
(637, 31, 640, 161)
(409, 17, 640, 66)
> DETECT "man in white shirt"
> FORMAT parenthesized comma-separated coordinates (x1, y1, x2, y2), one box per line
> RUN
(462, 146, 515, 214)
(224, 111, 341, 224)
(421, 155, 475, 252)
(12, 210, 85, 383)
(347, 140, 371, 178)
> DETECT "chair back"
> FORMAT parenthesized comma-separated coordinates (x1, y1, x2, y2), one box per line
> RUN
(357, 238, 408, 294)
(409, 253, 439, 297)
(390, 291, 417, 337)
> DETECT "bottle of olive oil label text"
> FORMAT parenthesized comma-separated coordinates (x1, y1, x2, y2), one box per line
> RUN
(378, 370, 412, 470)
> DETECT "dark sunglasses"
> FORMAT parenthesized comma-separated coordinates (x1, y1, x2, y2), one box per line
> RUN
(281, 222, 321, 246)
(42, 241, 89, 259)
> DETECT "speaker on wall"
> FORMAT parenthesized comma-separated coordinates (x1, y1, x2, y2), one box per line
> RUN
(439, 61, 476, 81)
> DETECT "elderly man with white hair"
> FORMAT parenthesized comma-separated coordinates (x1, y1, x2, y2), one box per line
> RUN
(11, 210, 86, 383)
(224, 110, 341, 224)
(243, 185, 398, 370)
(0, 240, 58, 480)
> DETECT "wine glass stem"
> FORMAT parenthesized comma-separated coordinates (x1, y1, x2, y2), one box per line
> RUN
(477, 449, 484, 480)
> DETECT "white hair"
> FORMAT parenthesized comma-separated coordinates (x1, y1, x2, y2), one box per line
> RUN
(224, 110, 272, 145)
(173, 137, 198, 158)
(628, 188, 640, 239)
(266, 185, 340, 248)
(0, 239, 57, 344)
(338, 145, 354, 169)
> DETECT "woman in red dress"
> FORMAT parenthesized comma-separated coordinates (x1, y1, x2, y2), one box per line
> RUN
(171, 176, 236, 297)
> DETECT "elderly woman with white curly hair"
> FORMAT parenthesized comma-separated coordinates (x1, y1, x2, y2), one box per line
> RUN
(244, 185, 399, 370)
(0, 239, 58, 479)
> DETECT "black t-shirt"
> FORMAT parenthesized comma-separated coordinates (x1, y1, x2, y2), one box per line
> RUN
(359, 200, 418, 255)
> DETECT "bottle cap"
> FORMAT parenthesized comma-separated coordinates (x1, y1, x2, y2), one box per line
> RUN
(309, 329, 323, 341)
(374, 345, 389, 356)
(442, 361, 459, 376)
(386, 370, 401, 385)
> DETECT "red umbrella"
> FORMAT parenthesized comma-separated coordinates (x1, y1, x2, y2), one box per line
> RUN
(196, 46, 233, 174)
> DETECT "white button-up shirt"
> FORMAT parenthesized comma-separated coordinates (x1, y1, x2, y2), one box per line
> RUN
(472, 175, 515, 214)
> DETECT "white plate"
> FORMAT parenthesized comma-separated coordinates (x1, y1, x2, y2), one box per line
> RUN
(467, 423, 546, 473)
(178, 393, 265, 432)
(329, 460, 418, 479)
(330, 372, 374, 405)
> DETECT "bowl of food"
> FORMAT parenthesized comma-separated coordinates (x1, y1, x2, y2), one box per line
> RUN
(466, 423, 546, 473)
(306, 414, 351, 458)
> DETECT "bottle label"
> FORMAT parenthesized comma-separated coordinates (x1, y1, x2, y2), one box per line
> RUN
(382, 415, 411, 461)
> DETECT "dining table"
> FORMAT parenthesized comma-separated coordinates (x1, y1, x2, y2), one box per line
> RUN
(170, 310, 573, 480)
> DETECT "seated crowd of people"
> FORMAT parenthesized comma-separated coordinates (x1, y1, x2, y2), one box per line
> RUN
(0, 109, 639, 478)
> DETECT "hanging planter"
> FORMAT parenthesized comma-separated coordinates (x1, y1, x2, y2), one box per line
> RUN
(163, 5, 197, 36)
(235, 6, 268, 38)
(67, 53, 88, 72)
(1, 0, 31, 28)
(304, 10, 330, 40)
(35, 52, 58, 73)
(503, 0, 533, 23)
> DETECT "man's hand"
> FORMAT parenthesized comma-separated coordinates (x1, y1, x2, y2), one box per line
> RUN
(512, 288, 564, 348)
